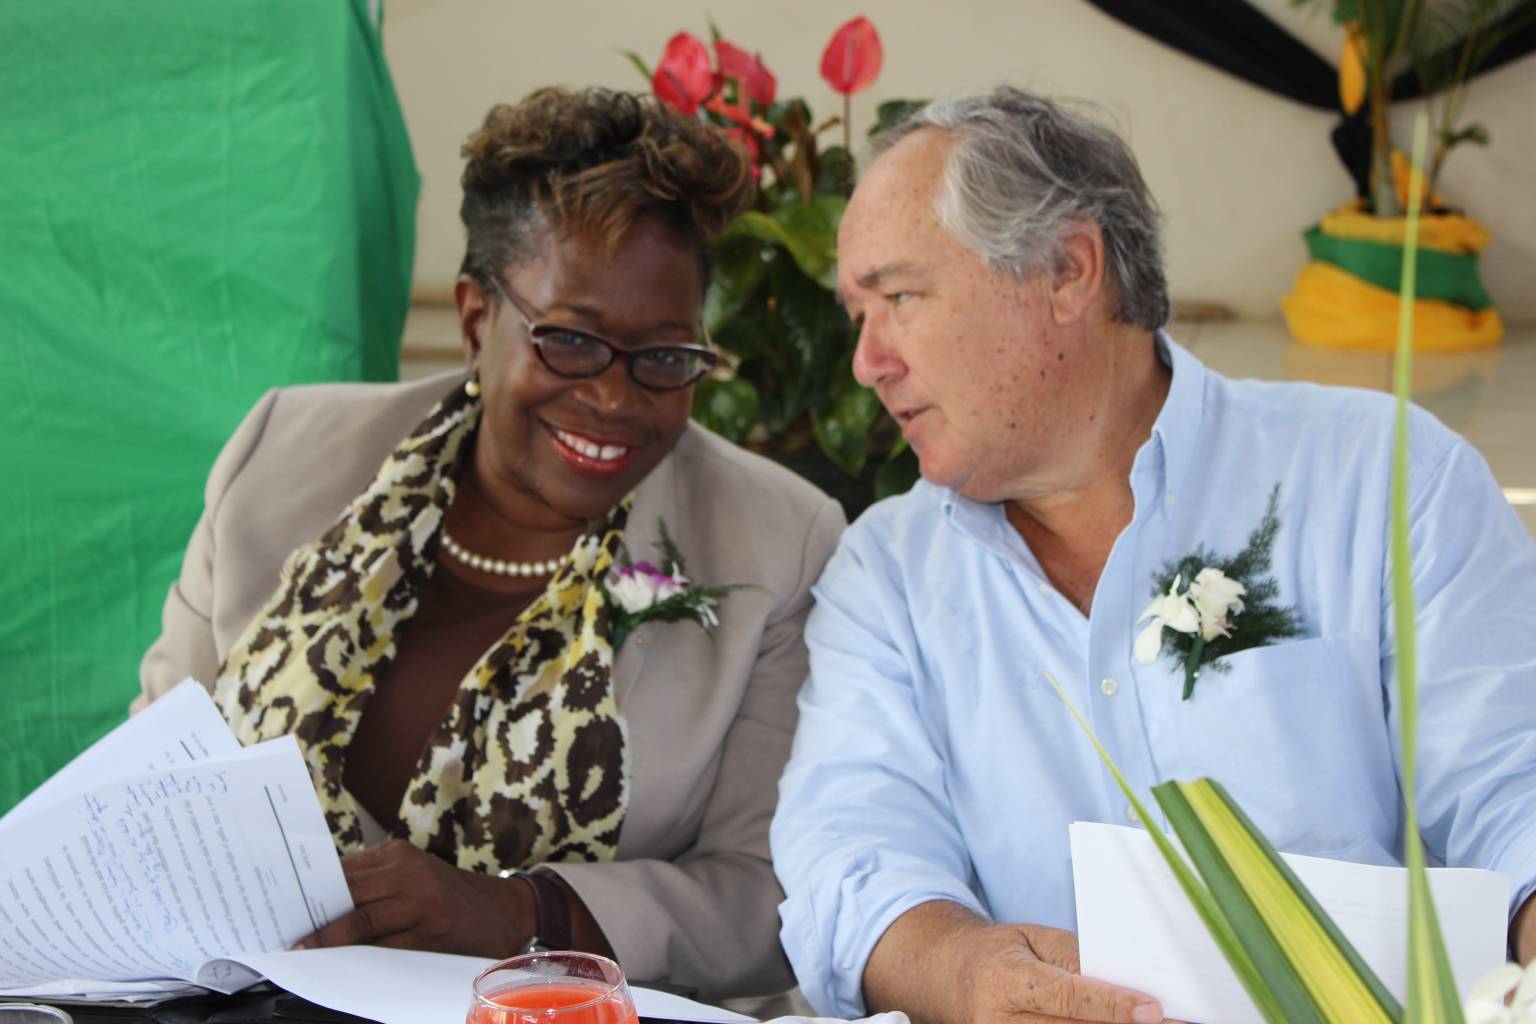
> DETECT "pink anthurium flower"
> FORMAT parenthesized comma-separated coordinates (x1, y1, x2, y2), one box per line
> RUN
(652, 32, 714, 115)
(819, 16, 883, 96)
(714, 38, 777, 106)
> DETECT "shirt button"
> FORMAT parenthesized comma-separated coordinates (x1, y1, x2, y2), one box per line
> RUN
(1166, 493, 1177, 508)
(1037, 583, 1052, 597)
(1126, 804, 1141, 826)
(1099, 677, 1119, 697)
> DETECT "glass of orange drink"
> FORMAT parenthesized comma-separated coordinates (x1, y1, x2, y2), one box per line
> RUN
(466, 951, 639, 1024)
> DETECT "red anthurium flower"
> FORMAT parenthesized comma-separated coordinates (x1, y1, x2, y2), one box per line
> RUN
(819, 16, 883, 96)
(705, 95, 776, 140)
(652, 32, 714, 114)
(722, 125, 764, 180)
(714, 38, 777, 107)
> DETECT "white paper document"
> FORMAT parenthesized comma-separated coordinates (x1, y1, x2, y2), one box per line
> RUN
(2, 680, 241, 827)
(0, 682, 352, 1001)
(0, 683, 746, 1022)
(211, 946, 754, 1024)
(1072, 821, 1510, 1024)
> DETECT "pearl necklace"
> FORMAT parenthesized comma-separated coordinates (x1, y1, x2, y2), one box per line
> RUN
(440, 527, 573, 578)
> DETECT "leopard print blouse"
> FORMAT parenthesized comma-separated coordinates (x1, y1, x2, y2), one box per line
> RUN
(212, 382, 630, 873)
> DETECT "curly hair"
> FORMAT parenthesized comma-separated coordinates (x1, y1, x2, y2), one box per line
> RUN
(459, 87, 753, 288)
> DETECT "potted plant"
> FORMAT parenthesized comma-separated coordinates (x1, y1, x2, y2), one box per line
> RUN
(1281, 0, 1531, 352)
(625, 18, 922, 517)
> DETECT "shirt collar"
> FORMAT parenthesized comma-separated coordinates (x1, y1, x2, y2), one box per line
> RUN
(1144, 329, 1206, 504)
(940, 330, 1208, 550)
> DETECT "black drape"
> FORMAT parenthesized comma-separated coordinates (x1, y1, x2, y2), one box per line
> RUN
(1083, 0, 1536, 198)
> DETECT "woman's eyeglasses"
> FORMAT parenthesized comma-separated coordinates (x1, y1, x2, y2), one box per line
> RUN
(487, 277, 717, 391)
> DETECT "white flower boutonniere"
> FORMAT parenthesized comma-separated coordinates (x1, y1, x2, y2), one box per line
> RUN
(1135, 566, 1247, 661)
(1465, 960, 1536, 1023)
(1135, 485, 1301, 700)
(602, 520, 746, 650)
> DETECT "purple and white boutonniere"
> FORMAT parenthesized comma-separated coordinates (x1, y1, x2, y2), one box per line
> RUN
(602, 520, 746, 650)
(1135, 485, 1302, 700)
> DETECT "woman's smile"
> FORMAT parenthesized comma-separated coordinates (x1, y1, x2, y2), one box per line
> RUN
(544, 420, 640, 477)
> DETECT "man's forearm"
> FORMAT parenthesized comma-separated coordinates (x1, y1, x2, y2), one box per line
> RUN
(862, 899, 988, 1024)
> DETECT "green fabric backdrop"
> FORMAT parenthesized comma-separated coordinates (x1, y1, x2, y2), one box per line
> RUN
(0, 0, 419, 813)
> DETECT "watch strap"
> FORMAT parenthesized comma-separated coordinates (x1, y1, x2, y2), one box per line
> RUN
(515, 869, 573, 952)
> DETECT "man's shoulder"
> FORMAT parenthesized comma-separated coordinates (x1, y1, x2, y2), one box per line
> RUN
(826, 479, 951, 573)
(1206, 370, 1460, 468)
(852, 478, 949, 532)
(1211, 370, 1394, 427)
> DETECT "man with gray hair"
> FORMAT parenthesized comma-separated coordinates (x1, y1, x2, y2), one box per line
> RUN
(770, 86, 1536, 1023)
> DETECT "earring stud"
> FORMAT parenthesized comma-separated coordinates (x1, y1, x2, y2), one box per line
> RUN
(465, 377, 481, 398)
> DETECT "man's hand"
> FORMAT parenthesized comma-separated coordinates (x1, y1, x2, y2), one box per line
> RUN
(293, 839, 532, 957)
(863, 901, 1169, 1024)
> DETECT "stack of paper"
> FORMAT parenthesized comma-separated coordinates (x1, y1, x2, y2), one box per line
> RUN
(0, 682, 353, 1003)
(0, 687, 750, 1024)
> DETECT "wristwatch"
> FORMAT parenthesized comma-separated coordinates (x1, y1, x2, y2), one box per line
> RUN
(514, 869, 573, 953)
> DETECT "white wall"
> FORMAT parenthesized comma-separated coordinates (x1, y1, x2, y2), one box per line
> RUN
(383, 0, 1536, 321)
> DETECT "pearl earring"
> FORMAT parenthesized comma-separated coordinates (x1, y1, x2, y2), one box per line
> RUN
(465, 377, 481, 398)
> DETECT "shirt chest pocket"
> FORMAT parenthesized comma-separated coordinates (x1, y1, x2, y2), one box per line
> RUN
(1145, 633, 1399, 861)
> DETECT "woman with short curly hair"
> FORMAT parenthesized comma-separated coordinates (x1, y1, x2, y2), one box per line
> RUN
(137, 87, 844, 999)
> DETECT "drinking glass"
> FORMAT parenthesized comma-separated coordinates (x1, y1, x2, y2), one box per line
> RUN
(0, 1006, 72, 1024)
(466, 951, 639, 1024)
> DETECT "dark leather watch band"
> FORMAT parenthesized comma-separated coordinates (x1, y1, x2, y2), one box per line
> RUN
(515, 869, 573, 952)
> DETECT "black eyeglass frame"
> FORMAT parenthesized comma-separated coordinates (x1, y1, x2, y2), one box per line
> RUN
(485, 275, 718, 392)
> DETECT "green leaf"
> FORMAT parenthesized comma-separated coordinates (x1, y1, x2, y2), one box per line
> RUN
(764, 98, 814, 132)
(705, 235, 770, 334)
(1445, 123, 1489, 148)
(712, 307, 774, 366)
(874, 439, 920, 500)
(1395, 113, 1466, 1024)
(617, 48, 652, 83)
(811, 385, 881, 477)
(1332, 1, 1362, 27)
(1155, 782, 1330, 1024)
(722, 196, 845, 290)
(722, 212, 827, 284)
(768, 257, 853, 426)
(1165, 780, 1400, 1022)
(691, 378, 760, 444)
(775, 195, 846, 289)
(871, 98, 928, 136)
(817, 145, 856, 196)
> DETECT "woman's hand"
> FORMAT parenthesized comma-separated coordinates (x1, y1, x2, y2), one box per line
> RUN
(293, 839, 533, 957)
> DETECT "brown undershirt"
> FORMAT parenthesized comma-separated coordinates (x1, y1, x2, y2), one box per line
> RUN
(342, 561, 538, 830)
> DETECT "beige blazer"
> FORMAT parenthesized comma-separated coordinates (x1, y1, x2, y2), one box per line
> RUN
(137, 371, 845, 1000)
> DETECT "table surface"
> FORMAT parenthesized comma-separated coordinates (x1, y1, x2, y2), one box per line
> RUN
(31, 991, 711, 1024)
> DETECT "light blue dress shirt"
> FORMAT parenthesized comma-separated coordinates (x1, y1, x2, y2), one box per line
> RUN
(772, 334, 1536, 1018)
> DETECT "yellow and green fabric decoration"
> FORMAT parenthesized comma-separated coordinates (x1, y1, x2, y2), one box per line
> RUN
(1339, 24, 1366, 116)
(1282, 204, 1503, 352)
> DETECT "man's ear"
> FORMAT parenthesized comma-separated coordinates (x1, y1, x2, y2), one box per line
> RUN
(1047, 220, 1107, 327)
(455, 273, 491, 368)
